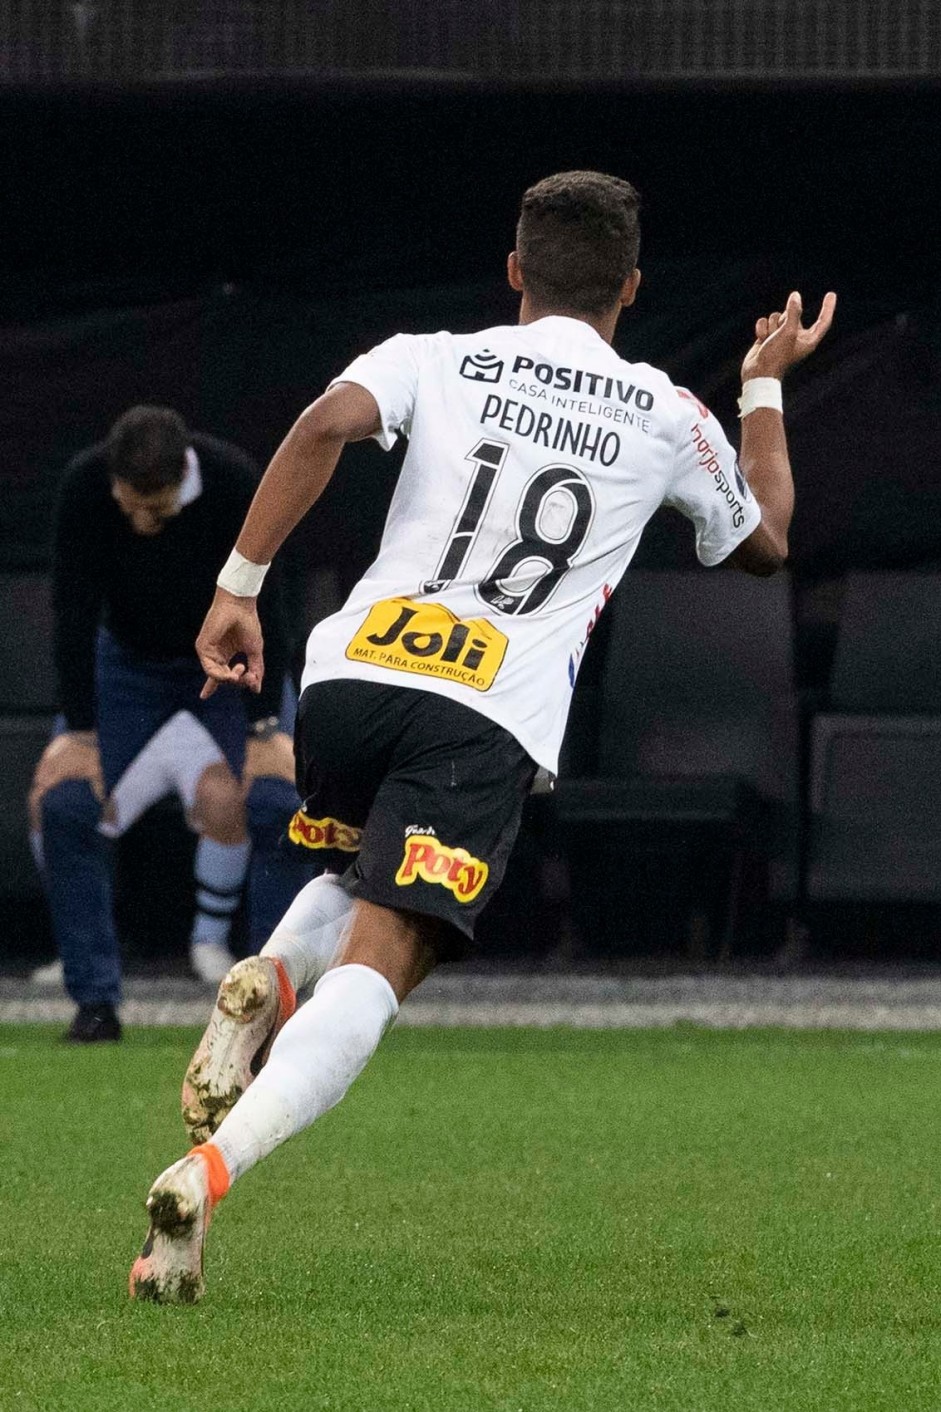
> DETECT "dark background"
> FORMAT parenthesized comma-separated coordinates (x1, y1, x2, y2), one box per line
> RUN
(4, 79, 941, 585)
(4, 69, 941, 968)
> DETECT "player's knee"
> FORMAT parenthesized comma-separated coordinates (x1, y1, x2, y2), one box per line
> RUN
(193, 763, 246, 844)
(39, 778, 102, 833)
(245, 774, 297, 845)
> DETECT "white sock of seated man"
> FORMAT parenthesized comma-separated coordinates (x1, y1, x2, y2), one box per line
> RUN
(259, 871, 354, 993)
(198, 964, 398, 1191)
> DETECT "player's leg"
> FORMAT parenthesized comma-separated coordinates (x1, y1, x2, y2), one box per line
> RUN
(194, 689, 534, 1186)
(181, 869, 355, 1143)
(131, 683, 534, 1303)
(179, 684, 370, 1142)
(132, 896, 433, 1303)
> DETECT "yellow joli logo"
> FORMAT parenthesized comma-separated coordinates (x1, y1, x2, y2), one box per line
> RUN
(346, 597, 508, 692)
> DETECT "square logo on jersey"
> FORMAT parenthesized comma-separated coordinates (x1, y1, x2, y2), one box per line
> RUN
(346, 597, 508, 692)
(459, 350, 504, 383)
(395, 833, 489, 903)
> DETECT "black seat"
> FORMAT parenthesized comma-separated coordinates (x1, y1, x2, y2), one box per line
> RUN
(554, 570, 800, 954)
(0, 716, 53, 894)
(808, 573, 941, 901)
(0, 572, 56, 713)
(0, 574, 56, 897)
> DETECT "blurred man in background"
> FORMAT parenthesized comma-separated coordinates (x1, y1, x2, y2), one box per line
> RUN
(30, 405, 310, 1042)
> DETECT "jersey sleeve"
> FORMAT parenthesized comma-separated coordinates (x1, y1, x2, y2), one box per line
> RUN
(664, 388, 762, 567)
(328, 333, 427, 451)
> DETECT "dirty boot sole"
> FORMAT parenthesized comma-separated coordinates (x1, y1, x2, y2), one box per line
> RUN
(129, 1157, 209, 1304)
(181, 956, 292, 1144)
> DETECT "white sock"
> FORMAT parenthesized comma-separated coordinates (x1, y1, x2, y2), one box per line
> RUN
(210, 964, 398, 1184)
(191, 837, 251, 948)
(259, 872, 354, 991)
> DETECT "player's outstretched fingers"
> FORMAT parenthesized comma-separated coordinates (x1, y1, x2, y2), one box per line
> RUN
(805, 291, 837, 349)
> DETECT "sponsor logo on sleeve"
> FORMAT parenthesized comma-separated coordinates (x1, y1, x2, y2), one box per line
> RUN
(346, 597, 508, 692)
(690, 422, 747, 529)
(459, 350, 504, 383)
(395, 833, 489, 903)
(288, 811, 362, 853)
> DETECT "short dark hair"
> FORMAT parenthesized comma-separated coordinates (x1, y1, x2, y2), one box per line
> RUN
(105, 405, 189, 492)
(516, 171, 641, 318)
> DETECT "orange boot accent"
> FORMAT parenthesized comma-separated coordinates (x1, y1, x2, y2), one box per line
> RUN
(272, 957, 297, 1025)
(190, 1141, 231, 1207)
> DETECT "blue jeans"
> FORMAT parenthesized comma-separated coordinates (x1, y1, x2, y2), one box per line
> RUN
(40, 633, 315, 1006)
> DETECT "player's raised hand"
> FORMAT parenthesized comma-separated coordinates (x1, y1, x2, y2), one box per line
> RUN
(196, 588, 265, 698)
(742, 291, 837, 382)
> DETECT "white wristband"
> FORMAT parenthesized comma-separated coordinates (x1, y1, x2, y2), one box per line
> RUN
(738, 377, 783, 418)
(217, 548, 270, 598)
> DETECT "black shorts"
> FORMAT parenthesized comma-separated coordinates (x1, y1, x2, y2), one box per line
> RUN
(290, 679, 536, 959)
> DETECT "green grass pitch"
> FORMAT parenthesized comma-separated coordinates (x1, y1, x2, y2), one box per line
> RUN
(3, 1023, 941, 1411)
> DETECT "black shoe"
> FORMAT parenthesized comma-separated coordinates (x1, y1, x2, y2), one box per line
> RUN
(63, 1004, 123, 1044)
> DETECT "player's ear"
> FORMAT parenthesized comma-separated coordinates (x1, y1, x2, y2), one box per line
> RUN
(507, 251, 524, 293)
(620, 269, 642, 308)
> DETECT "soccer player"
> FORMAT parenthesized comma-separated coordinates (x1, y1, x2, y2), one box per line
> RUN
(130, 171, 835, 1300)
(31, 406, 311, 1042)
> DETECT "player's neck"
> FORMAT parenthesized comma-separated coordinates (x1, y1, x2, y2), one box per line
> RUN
(517, 297, 620, 346)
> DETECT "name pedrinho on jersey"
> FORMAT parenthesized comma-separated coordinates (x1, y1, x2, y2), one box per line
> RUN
(301, 315, 760, 772)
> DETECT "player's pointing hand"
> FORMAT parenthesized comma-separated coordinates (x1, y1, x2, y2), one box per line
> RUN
(742, 291, 837, 383)
(196, 588, 265, 698)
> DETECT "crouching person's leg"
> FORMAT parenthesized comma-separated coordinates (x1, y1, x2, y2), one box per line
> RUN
(40, 778, 122, 1041)
(244, 772, 321, 955)
(189, 762, 251, 984)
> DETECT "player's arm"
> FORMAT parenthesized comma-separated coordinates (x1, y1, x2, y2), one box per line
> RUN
(196, 382, 381, 696)
(730, 291, 837, 575)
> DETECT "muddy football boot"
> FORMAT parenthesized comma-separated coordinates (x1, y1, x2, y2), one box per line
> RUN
(129, 1153, 216, 1304)
(181, 956, 296, 1144)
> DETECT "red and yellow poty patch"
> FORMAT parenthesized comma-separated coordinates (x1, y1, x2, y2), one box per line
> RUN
(288, 811, 362, 853)
(395, 834, 489, 904)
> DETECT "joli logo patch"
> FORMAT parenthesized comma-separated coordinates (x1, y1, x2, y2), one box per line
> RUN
(346, 597, 508, 692)
(395, 834, 489, 903)
(288, 811, 361, 853)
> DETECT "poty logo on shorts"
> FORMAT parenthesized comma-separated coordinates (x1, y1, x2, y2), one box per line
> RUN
(459, 350, 504, 383)
(288, 811, 362, 853)
(395, 834, 489, 903)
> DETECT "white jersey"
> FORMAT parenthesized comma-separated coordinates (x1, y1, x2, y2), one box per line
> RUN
(301, 314, 760, 772)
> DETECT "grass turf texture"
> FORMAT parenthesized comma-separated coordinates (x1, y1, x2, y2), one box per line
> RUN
(2, 1027, 941, 1411)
